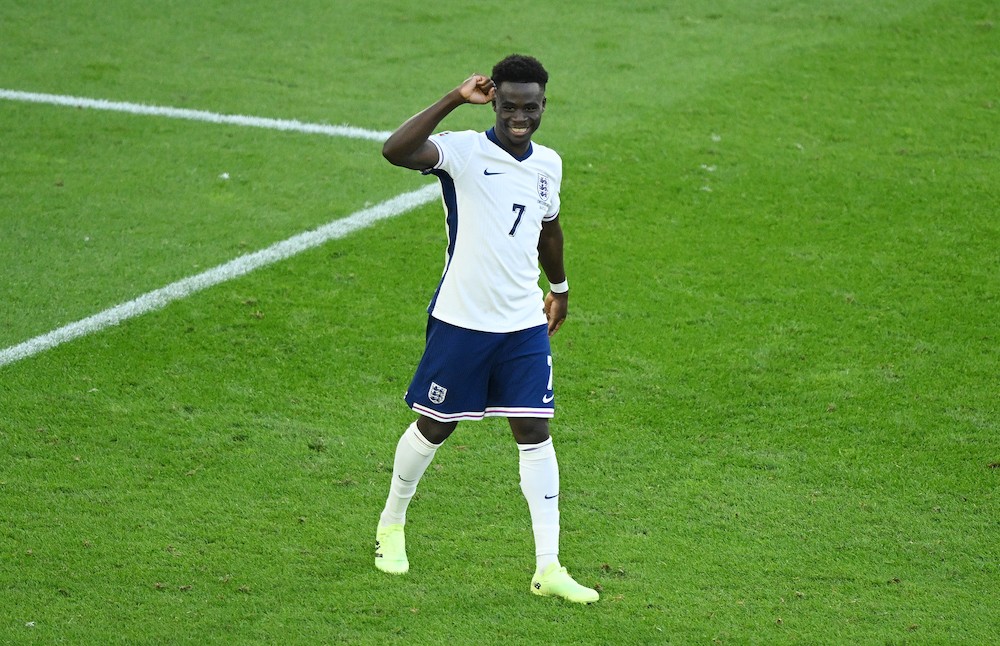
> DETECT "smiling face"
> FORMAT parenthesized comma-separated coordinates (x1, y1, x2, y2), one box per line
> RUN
(492, 81, 546, 157)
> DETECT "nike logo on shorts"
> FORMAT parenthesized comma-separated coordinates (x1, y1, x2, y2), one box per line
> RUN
(542, 394, 554, 403)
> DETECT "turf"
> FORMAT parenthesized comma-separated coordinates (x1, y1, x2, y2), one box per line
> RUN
(1, 1, 997, 644)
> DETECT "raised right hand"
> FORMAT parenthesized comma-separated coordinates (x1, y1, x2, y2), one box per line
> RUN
(459, 74, 496, 104)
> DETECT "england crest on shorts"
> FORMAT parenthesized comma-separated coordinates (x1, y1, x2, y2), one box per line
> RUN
(537, 173, 550, 202)
(428, 382, 447, 405)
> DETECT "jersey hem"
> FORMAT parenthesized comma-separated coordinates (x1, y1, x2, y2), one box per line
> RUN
(429, 310, 548, 334)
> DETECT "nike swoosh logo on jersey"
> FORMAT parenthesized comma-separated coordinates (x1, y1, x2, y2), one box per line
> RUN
(483, 169, 505, 175)
(542, 394, 554, 403)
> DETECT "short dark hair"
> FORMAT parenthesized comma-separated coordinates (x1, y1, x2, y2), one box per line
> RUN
(491, 54, 549, 89)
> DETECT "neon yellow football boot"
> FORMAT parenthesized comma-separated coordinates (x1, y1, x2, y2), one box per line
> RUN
(374, 523, 409, 575)
(530, 563, 599, 603)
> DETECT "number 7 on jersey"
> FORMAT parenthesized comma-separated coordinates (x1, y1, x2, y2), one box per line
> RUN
(509, 203, 526, 236)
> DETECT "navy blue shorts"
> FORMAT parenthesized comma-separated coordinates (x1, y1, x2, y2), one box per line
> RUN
(405, 317, 555, 422)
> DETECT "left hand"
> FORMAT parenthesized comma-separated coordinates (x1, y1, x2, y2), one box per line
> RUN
(543, 291, 568, 337)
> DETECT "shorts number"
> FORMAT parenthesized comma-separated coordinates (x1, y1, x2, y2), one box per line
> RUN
(509, 203, 526, 236)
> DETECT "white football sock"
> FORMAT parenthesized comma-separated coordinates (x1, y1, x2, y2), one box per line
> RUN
(518, 437, 561, 573)
(379, 422, 440, 527)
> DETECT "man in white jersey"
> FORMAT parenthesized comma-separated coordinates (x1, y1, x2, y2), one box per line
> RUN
(376, 54, 598, 604)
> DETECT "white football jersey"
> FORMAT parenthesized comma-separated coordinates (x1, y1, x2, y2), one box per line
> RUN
(424, 128, 562, 333)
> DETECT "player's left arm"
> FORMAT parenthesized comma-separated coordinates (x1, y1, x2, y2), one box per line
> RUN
(538, 216, 568, 337)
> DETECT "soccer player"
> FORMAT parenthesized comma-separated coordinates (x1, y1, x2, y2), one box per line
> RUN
(375, 54, 598, 604)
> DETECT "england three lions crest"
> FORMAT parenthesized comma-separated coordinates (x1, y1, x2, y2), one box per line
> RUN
(428, 382, 447, 405)
(537, 174, 550, 203)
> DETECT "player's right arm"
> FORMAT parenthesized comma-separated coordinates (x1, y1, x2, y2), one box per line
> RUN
(382, 74, 496, 171)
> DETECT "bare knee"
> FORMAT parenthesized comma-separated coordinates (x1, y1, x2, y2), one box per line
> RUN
(416, 416, 458, 444)
(508, 417, 550, 445)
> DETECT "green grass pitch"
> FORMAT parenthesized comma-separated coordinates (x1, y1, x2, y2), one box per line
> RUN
(1, 0, 997, 643)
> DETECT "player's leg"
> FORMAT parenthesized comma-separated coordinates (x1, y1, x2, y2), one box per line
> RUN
(493, 327, 559, 574)
(416, 416, 458, 444)
(491, 326, 598, 603)
(376, 317, 493, 574)
(510, 416, 597, 603)
(510, 416, 559, 571)
(380, 416, 456, 530)
(376, 416, 454, 574)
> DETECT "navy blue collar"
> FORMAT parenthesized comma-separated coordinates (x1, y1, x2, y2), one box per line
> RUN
(486, 127, 533, 162)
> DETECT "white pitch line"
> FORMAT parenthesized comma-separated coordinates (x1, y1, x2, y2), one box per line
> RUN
(0, 88, 393, 141)
(0, 184, 439, 368)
